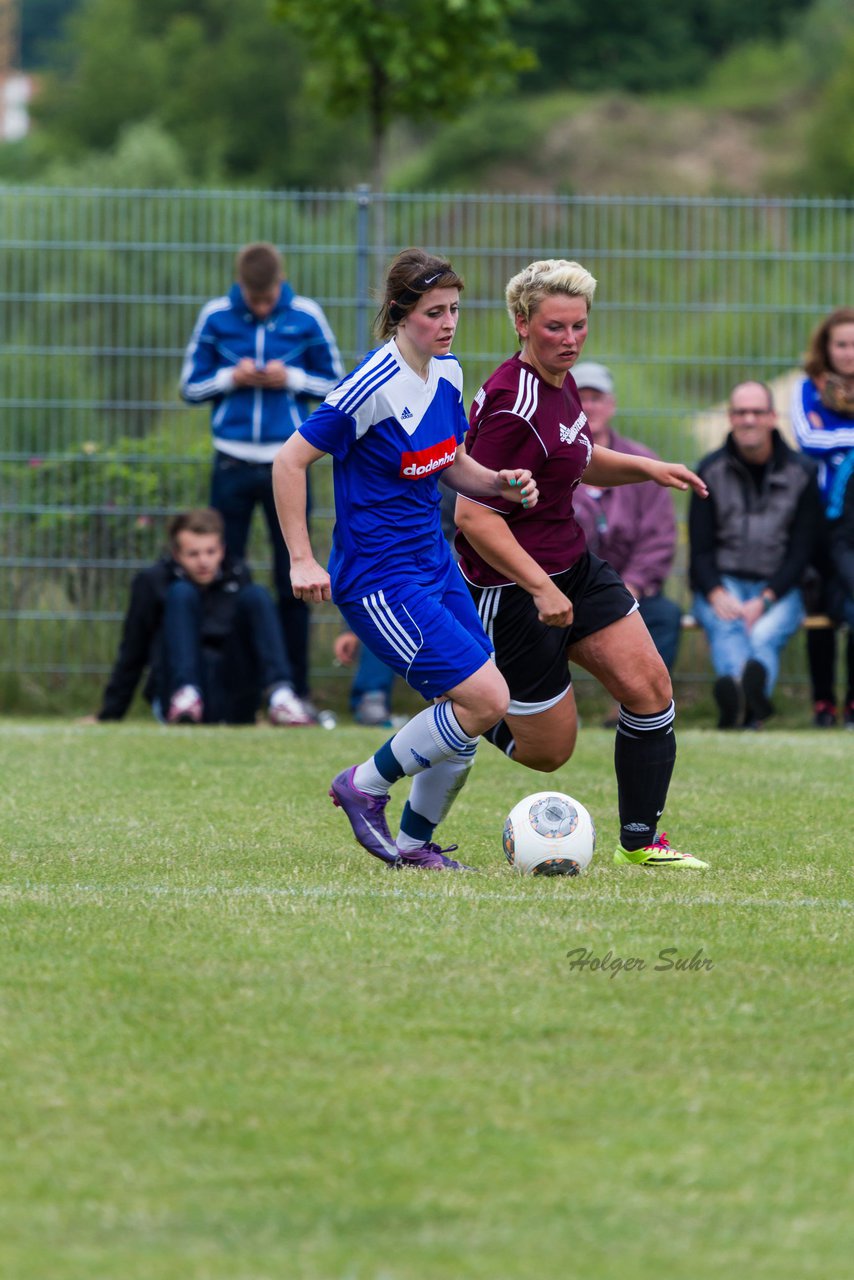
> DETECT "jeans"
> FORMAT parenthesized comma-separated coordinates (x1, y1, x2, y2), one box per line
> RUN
(692, 575, 804, 693)
(211, 451, 311, 696)
(349, 643, 396, 712)
(159, 580, 293, 723)
(637, 593, 682, 672)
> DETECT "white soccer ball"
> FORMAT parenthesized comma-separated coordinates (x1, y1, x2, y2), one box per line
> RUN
(503, 791, 595, 876)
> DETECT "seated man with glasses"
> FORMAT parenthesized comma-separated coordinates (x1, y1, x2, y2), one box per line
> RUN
(689, 381, 823, 728)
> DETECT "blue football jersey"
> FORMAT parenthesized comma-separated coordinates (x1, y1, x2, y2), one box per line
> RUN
(299, 339, 467, 603)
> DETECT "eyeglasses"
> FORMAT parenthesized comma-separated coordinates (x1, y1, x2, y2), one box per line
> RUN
(729, 407, 773, 417)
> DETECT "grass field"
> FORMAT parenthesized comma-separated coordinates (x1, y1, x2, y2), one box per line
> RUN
(1, 719, 851, 1280)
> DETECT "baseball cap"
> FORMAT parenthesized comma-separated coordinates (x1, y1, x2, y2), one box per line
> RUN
(572, 361, 614, 394)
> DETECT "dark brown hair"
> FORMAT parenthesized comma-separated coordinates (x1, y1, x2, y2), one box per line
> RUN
(167, 508, 225, 551)
(235, 242, 283, 292)
(803, 307, 854, 379)
(375, 248, 464, 340)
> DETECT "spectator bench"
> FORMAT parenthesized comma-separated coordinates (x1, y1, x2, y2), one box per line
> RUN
(680, 613, 840, 631)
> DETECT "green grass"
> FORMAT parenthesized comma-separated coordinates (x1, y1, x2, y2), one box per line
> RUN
(1, 720, 851, 1279)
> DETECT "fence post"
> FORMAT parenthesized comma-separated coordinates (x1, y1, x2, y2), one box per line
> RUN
(355, 184, 372, 356)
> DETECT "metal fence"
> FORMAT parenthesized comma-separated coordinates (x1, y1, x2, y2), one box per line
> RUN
(1, 186, 853, 707)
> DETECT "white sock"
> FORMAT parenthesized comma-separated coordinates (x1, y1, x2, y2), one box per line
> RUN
(389, 701, 478, 776)
(353, 701, 478, 796)
(397, 756, 475, 851)
(353, 758, 392, 795)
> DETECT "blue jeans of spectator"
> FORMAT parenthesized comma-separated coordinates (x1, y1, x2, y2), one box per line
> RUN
(637, 592, 682, 672)
(350, 643, 395, 712)
(211, 451, 311, 696)
(159, 580, 293, 723)
(692, 576, 804, 693)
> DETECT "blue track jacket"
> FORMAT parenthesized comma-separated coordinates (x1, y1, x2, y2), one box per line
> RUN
(180, 281, 344, 462)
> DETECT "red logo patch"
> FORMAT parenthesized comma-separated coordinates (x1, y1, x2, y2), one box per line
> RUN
(399, 435, 457, 479)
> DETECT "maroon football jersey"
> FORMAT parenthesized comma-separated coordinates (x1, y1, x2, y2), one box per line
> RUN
(456, 352, 591, 587)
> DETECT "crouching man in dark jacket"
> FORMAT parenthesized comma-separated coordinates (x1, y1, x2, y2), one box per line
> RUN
(90, 508, 314, 726)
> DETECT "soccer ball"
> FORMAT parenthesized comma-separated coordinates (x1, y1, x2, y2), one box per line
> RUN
(502, 791, 595, 876)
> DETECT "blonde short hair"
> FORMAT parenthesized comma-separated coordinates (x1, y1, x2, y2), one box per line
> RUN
(505, 259, 597, 328)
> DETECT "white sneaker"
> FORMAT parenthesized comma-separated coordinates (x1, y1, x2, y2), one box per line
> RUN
(268, 685, 316, 727)
(167, 685, 203, 724)
(354, 691, 392, 727)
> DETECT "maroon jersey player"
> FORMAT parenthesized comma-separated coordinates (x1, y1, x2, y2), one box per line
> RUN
(455, 258, 711, 870)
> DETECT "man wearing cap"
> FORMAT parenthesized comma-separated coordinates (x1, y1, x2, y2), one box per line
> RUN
(572, 362, 683, 714)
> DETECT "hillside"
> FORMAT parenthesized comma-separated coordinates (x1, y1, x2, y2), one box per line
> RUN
(505, 98, 803, 197)
(391, 84, 811, 197)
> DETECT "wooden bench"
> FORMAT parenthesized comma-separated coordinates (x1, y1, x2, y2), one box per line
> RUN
(681, 613, 837, 631)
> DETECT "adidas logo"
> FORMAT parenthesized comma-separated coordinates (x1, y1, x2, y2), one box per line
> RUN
(400, 406, 413, 420)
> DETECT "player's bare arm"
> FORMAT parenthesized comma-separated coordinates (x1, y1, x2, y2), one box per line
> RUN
(454, 495, 573, 627)
(445, 443, 539, 507)
(584, 444, 708, 497)
(272, 433, 332, 602)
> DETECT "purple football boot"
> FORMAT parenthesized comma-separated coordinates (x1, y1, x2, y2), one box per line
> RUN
(329, 766, 401, 867)
(398, 842, 476, 872)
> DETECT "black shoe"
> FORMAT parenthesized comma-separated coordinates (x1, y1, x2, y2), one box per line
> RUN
(742, 659, 774, 725)
(713, 674, 743, 729)
(813, 700, 837, 728)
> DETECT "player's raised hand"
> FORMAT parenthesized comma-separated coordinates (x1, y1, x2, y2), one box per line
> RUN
(499, 469, 539, 508)
(650, 460, 708, 497)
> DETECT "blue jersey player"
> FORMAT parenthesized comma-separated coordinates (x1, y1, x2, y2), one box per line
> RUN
(273, 249, 538, 870)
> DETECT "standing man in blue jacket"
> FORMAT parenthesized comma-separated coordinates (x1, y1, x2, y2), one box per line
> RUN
(180, 242, 344, 708)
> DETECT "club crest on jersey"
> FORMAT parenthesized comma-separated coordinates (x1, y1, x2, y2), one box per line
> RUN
(400, 435, 457, 479)
(560, 411, 588, 446)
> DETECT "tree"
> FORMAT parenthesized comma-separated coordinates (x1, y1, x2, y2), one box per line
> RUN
(19, 0, 80, 68)
(30, 0, 370, 187)
(510, 0, 813, 94)
(273, 0, 534, 188)
(802, 31, 854, 195)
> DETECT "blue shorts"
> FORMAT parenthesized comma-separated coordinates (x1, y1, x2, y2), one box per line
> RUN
(338, 559, 493, 701)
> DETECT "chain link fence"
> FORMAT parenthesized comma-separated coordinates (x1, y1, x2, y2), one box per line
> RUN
(1, 186, 852, 709)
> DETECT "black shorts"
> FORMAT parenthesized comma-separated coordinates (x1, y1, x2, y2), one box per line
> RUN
(467, 551, 637, 714)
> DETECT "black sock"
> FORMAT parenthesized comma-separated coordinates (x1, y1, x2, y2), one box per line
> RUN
(483, 718, 516, 757)
(615, 702, 676, 852)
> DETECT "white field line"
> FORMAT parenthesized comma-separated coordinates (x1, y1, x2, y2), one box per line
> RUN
(0, 882, 850, 911)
